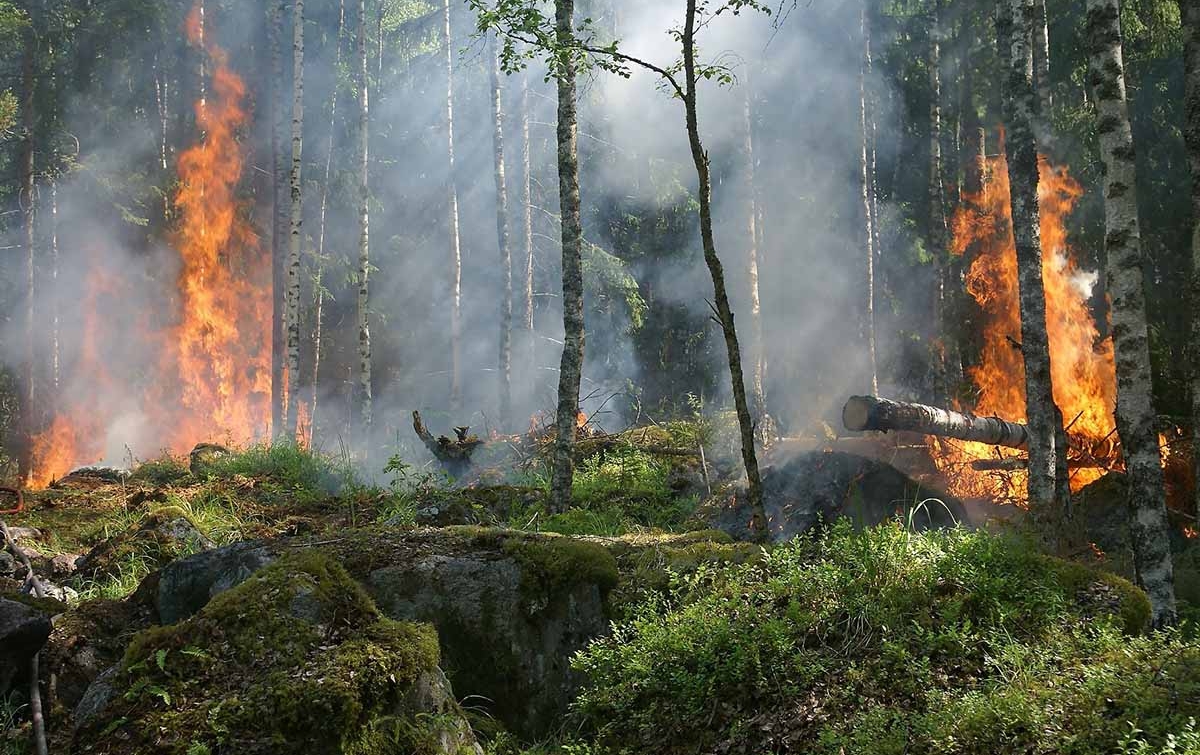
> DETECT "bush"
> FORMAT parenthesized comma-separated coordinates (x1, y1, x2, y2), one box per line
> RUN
(571, 522, 1192, 754)
(200, 442, 353, 497)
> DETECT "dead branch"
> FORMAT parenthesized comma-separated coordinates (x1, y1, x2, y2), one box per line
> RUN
(0, 486, 24, 515)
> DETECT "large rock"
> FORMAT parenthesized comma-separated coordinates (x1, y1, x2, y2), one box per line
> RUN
(75, 552, 481, 755)
(364, 533, 615, 739)
(702, 451, 968, 542)
(156, 540, 275, 624)
(0, 596, 54, 693)
(1075, 473, 1191, 576)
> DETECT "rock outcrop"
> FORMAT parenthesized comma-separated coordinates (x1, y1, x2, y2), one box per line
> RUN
(75, 552, 481, 755)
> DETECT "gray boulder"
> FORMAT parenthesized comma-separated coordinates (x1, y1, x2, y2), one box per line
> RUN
(156, 541, 275, 624)
(0, 597, 53, 693)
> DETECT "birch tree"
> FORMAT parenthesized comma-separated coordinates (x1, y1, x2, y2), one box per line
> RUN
(928, 0, 952, 399)
(521, 69, 535, 367)
(742, 84, 767, 432)
(356, 0, 372, 429)
(310, 0, 345, 428)
(285, 0, 305, 439)
(859, 0, 878, 396)
(445, 0, 464, 412)
(491, 33, 514, 430)
(1086, 0, 1176, 625)
(270, 0, 287, 436)
(999, 0, 1067, 526)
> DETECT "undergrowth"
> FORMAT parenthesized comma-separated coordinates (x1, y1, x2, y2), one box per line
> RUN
(570, 521, 1195, 755)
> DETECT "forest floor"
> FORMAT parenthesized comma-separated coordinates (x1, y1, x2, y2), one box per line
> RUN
(1, 431, 1199, 754)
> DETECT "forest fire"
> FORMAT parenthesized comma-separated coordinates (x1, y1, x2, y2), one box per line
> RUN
(938, 151, 1118, 501)
(26, 4, 269, 487)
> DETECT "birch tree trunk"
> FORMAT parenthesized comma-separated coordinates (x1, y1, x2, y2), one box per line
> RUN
(1087, 0, 1176, 626)
(742, 85, 767, 431)
(311, 0, 346, 428)
(444, 0, 464, 412)
(285, 0, 305, 439)
(1180, 0, 1200, 549)
(549, 0, 585, 514)
(270, 0, 287, 437)
(858, 0, 879, 396)
(490, 34, 514, 430)
(1033, 0, 1053, 116)
(18, 32, 35, 484)
(356, 0, 372, 429)
(1000, 0, 1068, 526)
(521, 71, 536, 367)
(683, 0, 767, 541)
(929, 0, 953, 399)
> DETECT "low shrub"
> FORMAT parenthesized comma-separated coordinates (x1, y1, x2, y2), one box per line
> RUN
(572, 521, 1193, 755)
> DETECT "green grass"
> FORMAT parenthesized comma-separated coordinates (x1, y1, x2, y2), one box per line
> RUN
(570, 521, 1193, 755)
(199, 442, 357, 497)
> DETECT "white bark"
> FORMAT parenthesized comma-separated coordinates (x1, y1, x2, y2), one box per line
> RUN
(1001, 0, 1068, 523)
(1087, 0, 1176, 625)
(356, 0, 372, 429)
(285, 0, 305, 438)
(445, 0, 463, 412)
(490, 36, 514, 430)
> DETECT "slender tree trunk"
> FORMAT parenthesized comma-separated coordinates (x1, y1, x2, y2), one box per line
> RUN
(1087, 0, 1176, 626)
(1000, 0, 1068, 527)
(929, 0, 953, 399)
(742, 85, 767, 431)
(1182, 0, 1200, 537)
(521, 70, 536, 368)
(270, 0, 287, 437)
(311, 0, 345, 429)
(1033, 0, 1053, 116)
(50, 179, 58, 396)
(356, 0, 372, 429)
(684, 0, 767, 541)
(444, 0, 463, 412)
(549, 0, 585, 514)
(859, 0, 879, 396)
(285, 0, 305, 438)
(490, 35, 514, 430)
(18, 34, 35, 484)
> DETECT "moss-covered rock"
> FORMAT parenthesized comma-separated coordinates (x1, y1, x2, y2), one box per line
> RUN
(74, 552, 478, 755)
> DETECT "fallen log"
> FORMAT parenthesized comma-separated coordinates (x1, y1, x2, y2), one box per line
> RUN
(843, 395, 1030, 449)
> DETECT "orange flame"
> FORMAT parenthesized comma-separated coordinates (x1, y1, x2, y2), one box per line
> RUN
(939, 149, 1117, 500)
(26, 3, 269, 488)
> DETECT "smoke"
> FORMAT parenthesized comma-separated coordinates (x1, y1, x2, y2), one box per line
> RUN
(2, 0, 912, 479)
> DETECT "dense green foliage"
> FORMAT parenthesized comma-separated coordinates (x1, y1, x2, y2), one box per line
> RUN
(569, 522, 1199, 754)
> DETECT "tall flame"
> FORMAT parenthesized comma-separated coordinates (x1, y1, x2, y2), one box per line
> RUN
(25, 3, 270, 487)
(940, 148, 1117, 499)
(165, 5, 271, 445)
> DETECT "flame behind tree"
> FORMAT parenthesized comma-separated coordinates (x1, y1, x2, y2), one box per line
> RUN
(939, 151, 1117, 499)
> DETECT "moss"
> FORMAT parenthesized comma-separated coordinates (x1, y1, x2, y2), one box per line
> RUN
(502, 534, 620, 604)
(129, 456, 192, 486)
(1048, 557, 1152, 634)
(86, 552, 443, 755)
(0, 590, 69, 616)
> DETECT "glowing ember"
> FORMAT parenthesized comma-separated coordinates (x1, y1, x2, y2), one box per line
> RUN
(26, 3, 269, 488)
(940, 149, 1117, 502)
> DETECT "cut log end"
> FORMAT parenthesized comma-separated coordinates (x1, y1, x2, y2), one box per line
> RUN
(842, 395, 876, 432)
